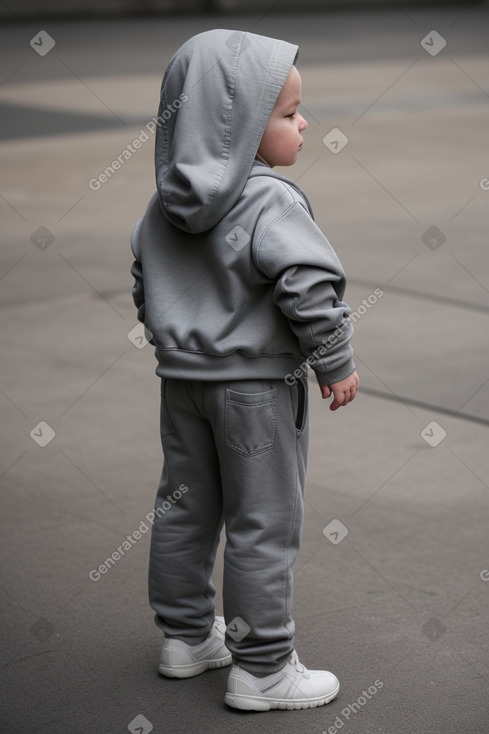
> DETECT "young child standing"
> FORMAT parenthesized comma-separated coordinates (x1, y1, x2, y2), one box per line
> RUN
(131, 28, 359, 712)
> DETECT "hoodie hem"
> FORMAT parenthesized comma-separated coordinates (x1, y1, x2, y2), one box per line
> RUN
(153, 348, 303, 382)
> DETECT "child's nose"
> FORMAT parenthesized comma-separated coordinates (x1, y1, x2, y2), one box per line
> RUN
(299, 114, 308, 131)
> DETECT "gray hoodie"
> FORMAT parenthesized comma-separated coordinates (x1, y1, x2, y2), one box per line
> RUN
(131, 29, 355, 386)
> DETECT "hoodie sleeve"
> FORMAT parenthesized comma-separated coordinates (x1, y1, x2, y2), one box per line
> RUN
(130, 218, 146, 324)
(254, 201, 355, 386)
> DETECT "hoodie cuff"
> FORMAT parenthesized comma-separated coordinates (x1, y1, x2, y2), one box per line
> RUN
(312, 358, 356, 387)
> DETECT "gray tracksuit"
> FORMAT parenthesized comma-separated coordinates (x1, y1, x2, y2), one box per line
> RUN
(130, 29, 355, 675)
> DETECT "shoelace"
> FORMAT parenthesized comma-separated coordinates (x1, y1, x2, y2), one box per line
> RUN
(215, 625, 311, 680)
(288, 651, 310, 678)
(214, 618, 227, 636)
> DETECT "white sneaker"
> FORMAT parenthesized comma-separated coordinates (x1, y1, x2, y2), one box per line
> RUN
(224, 650, 339, 711)
(159, 616, 231, 678)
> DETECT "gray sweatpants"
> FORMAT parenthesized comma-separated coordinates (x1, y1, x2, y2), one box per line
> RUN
(148, 376, 309, 676)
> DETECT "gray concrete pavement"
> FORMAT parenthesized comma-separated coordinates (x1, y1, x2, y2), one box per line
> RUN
(1, 5, 489, 733)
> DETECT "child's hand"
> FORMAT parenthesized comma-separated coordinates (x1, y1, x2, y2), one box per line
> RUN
(320, 370, 359, 411)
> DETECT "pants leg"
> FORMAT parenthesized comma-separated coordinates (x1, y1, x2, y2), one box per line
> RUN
(204, 376, 309, 676)
(148, 375, 308, 674)
(148, 378, 224, 645)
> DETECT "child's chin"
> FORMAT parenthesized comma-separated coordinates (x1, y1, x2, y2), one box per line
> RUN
(275, 155, 298, 167)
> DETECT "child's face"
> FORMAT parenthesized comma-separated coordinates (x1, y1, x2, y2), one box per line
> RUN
(256, 66, 308, 168)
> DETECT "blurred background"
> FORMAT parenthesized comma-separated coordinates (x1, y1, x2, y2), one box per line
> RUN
(3, 0, 485, 18)
(1, 2, 489, 733)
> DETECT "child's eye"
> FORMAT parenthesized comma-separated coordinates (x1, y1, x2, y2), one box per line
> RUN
(286, 112, 296, 118)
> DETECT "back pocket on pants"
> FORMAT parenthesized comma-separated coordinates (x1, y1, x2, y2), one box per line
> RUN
(225, 387, 276, 457)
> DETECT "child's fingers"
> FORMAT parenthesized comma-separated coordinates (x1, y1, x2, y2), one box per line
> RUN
(329, 385, 358, 411)
(329, 392, 344, 411)
(322, 371, 359, 408)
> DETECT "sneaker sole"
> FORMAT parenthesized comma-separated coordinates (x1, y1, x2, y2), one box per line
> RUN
(159, 655, 232, 679)
(224, 681, 340, 711)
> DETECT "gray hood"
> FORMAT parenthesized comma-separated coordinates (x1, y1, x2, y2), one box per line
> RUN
(155, 29, 298, 233)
